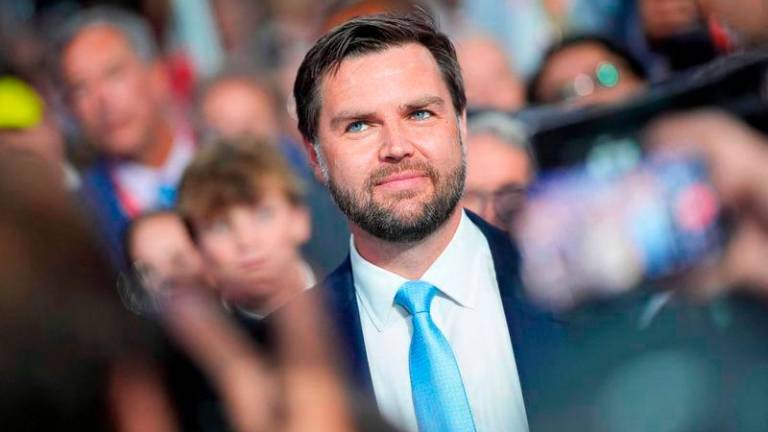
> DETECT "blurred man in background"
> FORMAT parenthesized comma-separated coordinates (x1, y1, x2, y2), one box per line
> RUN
(455, 34, 525, 112)
(462, 112, 533, 230)
(54, 6, 196, 270)
(196, 72, 282, 144)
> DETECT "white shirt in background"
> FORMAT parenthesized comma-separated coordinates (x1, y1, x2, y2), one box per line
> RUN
(112, 130, 195, 212)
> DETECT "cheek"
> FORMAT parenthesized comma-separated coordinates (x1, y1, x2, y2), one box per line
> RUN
(323, 145, 372, 182)
(107, 75, 154, 118)
(262, 223, 298, 252)
(418, 118, 462, 151)
(72, 96, 99, 127)
(265, 219, 305, 258)
(200, 238, 235, 268)
(117, 70, 148, 96)
(430, 138, 464, 171)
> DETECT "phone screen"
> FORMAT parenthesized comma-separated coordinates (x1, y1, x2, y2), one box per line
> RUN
(513, 156, 723, 311)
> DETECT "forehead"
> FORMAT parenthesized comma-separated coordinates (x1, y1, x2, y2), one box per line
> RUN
(317, 43, 451, 115)
(62, 25, 137, 74)
(205, 79, 273, 108)
(467, 133, 529, 181)
(468, 133, 524, 158)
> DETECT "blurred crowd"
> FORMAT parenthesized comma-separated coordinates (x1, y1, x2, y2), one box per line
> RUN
(3, 0, 768, 431)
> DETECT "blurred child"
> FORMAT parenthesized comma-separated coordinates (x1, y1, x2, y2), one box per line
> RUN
(177, 139, 314, 319)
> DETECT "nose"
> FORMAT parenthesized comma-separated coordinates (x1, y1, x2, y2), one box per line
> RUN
(91, 84, 112, 123)
(232, 218, 260, 252)
(378, 121, 415, 162)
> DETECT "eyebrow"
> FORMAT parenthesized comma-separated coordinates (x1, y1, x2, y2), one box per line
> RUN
(330, 110, 375, 130)
(329, 95, 447, 130)
(400, 95, 445, 112)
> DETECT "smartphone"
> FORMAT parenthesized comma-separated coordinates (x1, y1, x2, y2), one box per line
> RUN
(513, 156, 723, 311)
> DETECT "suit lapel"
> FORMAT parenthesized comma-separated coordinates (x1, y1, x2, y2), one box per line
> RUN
(322, 257, 376, 397)
(80, 159, 131, 271)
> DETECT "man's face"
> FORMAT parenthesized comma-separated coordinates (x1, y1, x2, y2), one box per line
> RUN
(312, 43, 466, 243)
(196, 191, 309, 302)
(61, 25, 165, 159)
(456, 37, 525, 111)
(463, 133, 531, 229)
(200, 79, 280, 143)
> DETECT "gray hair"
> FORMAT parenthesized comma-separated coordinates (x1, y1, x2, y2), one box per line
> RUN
(51, 6, 159, 82)
(467, 111, 537, 169)
(468, 112, 528, 148)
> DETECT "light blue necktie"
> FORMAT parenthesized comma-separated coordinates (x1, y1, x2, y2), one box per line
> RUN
(395, 280, 477, 432)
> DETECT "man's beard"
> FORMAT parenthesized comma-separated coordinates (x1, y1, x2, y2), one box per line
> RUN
(324, 154, 466, 243)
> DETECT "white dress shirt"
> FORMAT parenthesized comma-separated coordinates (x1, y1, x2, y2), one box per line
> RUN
(350, 210, 528, 432)
(112, 129, 195, 212)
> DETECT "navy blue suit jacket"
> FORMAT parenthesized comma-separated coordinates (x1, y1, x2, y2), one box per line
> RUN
(79, 158, 132, 271)
(316, 211, 566, 417)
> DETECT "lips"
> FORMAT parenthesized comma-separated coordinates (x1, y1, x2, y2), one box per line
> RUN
(238, 256, 267, 272)
(374, 170, 429, 187)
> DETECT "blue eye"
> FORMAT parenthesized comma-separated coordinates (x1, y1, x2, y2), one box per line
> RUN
(411, 110, 432, 121)
(346, 120, 369, 133)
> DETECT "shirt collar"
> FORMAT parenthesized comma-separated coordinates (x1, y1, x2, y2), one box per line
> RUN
(350, 210, 483, 331)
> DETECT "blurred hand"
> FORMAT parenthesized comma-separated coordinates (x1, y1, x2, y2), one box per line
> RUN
(646, 110, 768, 298)
(160, 286, 355, 432)
(641, 0, 702, 39)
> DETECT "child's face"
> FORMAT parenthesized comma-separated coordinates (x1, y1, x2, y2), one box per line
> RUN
(196, 190, 310, 300)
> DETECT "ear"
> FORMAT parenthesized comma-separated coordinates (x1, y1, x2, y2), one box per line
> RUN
(302, 138, 326, 183)
(458, 110, 468, 142)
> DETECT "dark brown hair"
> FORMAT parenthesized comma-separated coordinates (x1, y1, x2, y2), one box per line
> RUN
(293, 10, 466, 144)
(177, 139, 305, 238)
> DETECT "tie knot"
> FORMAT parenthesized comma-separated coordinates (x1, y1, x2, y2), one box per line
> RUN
(395, 280, 437, 315)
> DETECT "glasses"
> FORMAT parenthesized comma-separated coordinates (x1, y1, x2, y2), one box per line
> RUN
(556, 61, 621, 102)
(463, 183, 527, 227)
